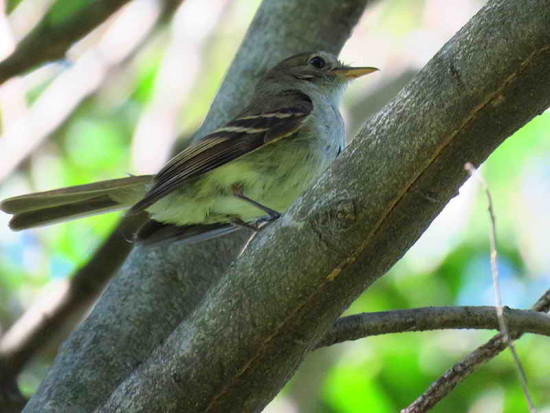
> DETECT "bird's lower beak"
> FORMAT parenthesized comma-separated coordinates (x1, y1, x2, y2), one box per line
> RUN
(331, 66, 379, 79)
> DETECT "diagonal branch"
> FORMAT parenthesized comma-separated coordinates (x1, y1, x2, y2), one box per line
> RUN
(97, 0, 550, 411)
(316, 306, 550, 348)
(402, 289, 550, 413)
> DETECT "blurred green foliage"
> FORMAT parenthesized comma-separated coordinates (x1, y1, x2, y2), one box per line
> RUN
(0, 0, 548, 411)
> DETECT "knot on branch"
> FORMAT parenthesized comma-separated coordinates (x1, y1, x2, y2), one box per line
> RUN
(311, 199, 359, 231)
(308, 198, 360, 253)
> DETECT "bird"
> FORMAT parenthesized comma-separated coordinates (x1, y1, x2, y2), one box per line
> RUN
(1, 52, 378, 244)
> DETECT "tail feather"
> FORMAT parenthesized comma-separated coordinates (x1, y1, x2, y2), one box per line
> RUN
(1, 175, 152, 214)
(1, 175, 152, 230)
(8, 196, 123, 230)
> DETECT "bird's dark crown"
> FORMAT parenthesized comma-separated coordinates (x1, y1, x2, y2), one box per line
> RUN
(264, 51, 344, 83)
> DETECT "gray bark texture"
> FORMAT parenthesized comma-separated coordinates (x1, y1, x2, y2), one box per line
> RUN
(23, 0, 371, 411)
(95, 0, 550, 411)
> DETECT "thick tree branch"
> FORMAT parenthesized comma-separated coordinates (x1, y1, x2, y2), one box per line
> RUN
(403, 289, 550, 413)
(97, 0, 550, 411)
(23, 1, 372, 411)
(0, 0, 131, 84)
(317, 306, 550, 348)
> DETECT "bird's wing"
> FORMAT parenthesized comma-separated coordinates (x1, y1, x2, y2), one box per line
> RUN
(130, 90, 313, 213)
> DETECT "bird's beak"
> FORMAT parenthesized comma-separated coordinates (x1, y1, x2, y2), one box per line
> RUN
(331, 66, 379, 79)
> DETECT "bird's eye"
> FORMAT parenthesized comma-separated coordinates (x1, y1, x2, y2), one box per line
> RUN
(308, 56, 326, 69)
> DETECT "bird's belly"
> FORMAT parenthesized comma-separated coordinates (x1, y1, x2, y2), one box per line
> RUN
(148, 139, 337, 225)
(209, 140, 331, 221)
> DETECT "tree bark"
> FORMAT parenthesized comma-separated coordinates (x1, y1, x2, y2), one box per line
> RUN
(95, 0, 550, 411)
(23, 0, 372, 411)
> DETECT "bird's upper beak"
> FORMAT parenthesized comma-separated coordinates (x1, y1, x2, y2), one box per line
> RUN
(331, 66, 379, 79)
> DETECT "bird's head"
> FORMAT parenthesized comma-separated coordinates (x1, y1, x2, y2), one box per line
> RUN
(262, 51, 378, 100)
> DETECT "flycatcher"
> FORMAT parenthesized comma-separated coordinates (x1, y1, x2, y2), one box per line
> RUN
(1, 52, 378, 244)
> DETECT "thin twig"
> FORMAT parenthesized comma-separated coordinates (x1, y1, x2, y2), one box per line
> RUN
(464, 162, 536, 412)
(402, 289, 550, 413)
(315, 306, 550, 348)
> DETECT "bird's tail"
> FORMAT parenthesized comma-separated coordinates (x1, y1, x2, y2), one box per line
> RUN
(1, 175, 153, 230)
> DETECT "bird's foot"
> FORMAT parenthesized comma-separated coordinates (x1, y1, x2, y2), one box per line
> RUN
(232, 217, 278, 257)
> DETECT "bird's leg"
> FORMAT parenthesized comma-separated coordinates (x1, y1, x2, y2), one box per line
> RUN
(230, 184, 282, 255)
(231, 184, 281, 220)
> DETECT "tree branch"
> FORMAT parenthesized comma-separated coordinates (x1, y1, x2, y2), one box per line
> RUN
(23, 1, 372, 411)
(96, 0, 550, 410)
(0, 0, 131, 84)
(402, 289, 550, 413)
(317, 306, 550, 348)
